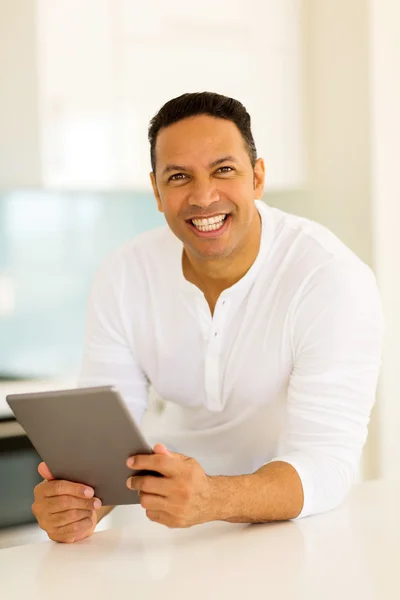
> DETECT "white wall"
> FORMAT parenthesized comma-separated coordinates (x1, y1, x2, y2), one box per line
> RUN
(0, 0, 306, 191)
(0, 0, 41, 188)
(369, 0, 400, 480)
(302, 0, 373, 265)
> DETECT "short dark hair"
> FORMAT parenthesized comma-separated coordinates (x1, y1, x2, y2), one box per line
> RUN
(148, 91, 257, 174)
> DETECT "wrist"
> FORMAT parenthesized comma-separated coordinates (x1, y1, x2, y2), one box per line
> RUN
(206, 476, 225, 522)
(206, 474, 254, 522)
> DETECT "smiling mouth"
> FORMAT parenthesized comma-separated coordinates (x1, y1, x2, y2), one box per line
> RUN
(188, 214, 228, 232)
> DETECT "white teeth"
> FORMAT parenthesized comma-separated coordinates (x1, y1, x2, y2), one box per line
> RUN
(191, 214, 227, 232)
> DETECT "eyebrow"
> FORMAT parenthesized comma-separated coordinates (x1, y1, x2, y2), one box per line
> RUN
(162, 155, 238, 177)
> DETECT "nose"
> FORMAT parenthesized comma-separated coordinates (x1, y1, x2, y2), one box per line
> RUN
(187, 177, 220, 208)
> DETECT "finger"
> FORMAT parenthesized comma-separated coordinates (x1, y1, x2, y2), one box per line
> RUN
(127, 475, 173, 496)
(39, 479, 95, 501)
(126, 454, 179, 478)
(139, 492, 167, 512)
(49, 509, 94, 528)
(38, 462, 54, 481)
(57, 516, 94, 535)
(46, 495, 102, 515)
(145, 510, 171, 525)
(153, 444, 188, 462)
(51, 516, 95, 543)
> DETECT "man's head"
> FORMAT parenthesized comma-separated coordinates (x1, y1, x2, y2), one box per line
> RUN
(148, 92, 265, 263)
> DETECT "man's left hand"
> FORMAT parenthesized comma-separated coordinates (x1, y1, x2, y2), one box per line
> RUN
(126, 444, 216, 528)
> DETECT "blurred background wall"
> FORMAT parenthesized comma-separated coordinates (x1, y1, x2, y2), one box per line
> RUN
(0, 0, 399, 539)
(0, 0, 307, 380)
(368, 0, 400, 482)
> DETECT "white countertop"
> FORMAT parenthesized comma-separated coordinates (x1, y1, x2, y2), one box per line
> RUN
(0, 479, 399, 599)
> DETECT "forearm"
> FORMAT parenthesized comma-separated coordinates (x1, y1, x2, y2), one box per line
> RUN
(209, 461, 304, 523)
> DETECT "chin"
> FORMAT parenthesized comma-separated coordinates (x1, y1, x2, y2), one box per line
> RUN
(191, 245, 233, 261)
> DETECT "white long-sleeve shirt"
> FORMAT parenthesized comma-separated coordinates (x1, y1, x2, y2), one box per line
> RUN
(78, 200, 383, 518)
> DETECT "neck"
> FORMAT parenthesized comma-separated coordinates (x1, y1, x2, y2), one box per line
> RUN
(182, 210, 262, 306)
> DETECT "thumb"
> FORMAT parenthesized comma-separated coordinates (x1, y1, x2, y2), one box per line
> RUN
(153, 443, 187, 461)
(153, 443, 172, 456)
(38, 461, 54, 481)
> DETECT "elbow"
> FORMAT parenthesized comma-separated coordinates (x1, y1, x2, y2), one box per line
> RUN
(271, 451, 359, 519)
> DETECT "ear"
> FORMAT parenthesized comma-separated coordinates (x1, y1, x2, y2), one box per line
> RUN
(253, 158, 265, 199)
(150, 172, 163, 213)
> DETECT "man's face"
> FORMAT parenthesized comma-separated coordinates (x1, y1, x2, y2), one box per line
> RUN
(150, 115, 265, 261)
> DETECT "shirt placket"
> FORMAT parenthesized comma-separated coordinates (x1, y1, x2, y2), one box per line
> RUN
(204, 296, 230, 412)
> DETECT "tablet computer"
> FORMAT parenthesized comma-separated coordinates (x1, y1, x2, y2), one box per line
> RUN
(6, 385, 160, 506)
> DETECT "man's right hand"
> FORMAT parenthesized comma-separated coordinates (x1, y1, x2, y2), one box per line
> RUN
(32, 462, 102, 544)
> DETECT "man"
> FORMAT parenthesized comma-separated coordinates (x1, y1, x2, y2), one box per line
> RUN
(33, 92, 383, 543)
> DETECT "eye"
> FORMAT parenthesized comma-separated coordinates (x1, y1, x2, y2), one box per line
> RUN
(217, 166, 234, 174)
(169, 173, 186, 182)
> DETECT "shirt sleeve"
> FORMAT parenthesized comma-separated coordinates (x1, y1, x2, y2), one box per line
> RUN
(77, 250, 149, 426)
(269, 258, 384, 518)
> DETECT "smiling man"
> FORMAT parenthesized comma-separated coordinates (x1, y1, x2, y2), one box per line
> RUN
(33, 92, 383, 542)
